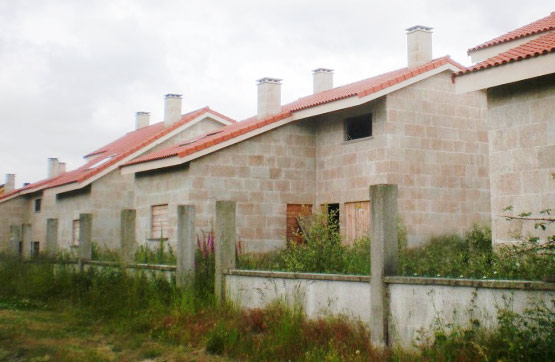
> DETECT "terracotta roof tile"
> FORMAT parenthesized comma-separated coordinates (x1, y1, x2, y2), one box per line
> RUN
(468, 12, 555, 53)
(0, 107, 235, 201)
(126, 56, 463, 167)
(457, 31, 555, 76)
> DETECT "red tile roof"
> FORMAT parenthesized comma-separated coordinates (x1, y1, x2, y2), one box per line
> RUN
(457, 31, 555, 76)
(126, 56, 463, 167)
(468, 12, 555, 53)
(0, 107, 235, 201)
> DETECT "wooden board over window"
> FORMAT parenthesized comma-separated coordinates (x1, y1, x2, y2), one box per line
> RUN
(345, 201, 370, 243)
(151, 204, 169, 239)
(286, 204, 312, 244)
(72, 219, 80, 246)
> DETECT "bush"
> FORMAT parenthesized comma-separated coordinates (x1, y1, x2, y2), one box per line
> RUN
(134, 239, 176, 265)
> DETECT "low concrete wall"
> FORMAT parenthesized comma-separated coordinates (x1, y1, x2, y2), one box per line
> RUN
(54, 260, 176, 282)
(225, 270, 371, 322)
(225, 270, 555, 348)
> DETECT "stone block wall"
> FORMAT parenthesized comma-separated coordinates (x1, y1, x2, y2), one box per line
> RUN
(134, 120, 317, 253)
(487, 74, 555, 244)
(0, 197, 27, 251)
(386, 71, 490, 246)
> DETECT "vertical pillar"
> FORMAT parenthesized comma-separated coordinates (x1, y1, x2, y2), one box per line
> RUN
(120, 209, 136, 265)
(21, 224, 32, 258)
(370, 184, 398, 347)
(79, 213, 92, 261)
(46, 218, 58, 256)
(9, 225, 21, 256)
(215, 200, 236, 302)
(176, 205, 196, 289)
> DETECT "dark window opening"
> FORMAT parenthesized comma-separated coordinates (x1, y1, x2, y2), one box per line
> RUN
(345, 113, 372, 141)
(327, 203, 340, 232)
(31, 241, 40, 257)
(18, 241, 22, 256)
(34, 198, 42, 212)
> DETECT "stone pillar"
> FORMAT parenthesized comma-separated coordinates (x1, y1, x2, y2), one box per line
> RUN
(120, 209, 136, 265)
(369, 184, 398, 347)
(21, 224, 32, 258)
(79, 213, 92, 261)
(176, 205, 196, 289)
(215, 200, 236, 302)
(46, 218, 58, 256)
(9, 225, 21, 256)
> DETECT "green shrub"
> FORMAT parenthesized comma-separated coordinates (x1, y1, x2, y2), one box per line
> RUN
(91, 242, 121, 262)
(134, 239, 176, 265)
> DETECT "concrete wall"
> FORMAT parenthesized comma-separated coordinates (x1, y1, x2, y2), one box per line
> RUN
(133, 120, 317, 252)
(225, 270, 555, 348)
(386, 72, 490, 245)
(487, 74, 555, 245)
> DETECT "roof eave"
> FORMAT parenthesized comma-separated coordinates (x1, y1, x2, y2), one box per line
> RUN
(455, 52, 555, 93)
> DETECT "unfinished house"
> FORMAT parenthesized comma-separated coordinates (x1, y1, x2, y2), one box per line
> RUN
(455, 12, 555, 245)
(121, 26, 491, 252)
(0, 96, 235, 255)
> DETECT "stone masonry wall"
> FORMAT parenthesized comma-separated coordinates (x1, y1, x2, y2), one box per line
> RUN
(386, 71, 490, 246)
(134, 120, 317, 253)
(0, 197, 27, 251)
(487, 74, 555, 245)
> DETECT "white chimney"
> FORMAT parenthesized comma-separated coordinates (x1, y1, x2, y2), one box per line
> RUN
(257, 77, 282, 119)
(4, 174, 15, 193)
(135, 111, 150, 130)
(47, 158, 60, 179)
(406, 25, 433, 68)
(313, 68, 334, 94)
(164, 94, 182, 127)
(58, 162, 66, 174)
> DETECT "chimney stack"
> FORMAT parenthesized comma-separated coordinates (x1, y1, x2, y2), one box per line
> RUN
(257, 77, 282, 119)
(164, 94, 182, 127)
(58, 162, 66, 174)
(313, 68, 334, 94)
(135, 111, 150, 130)
(406, 25, 433, 68)
(47, 158, 60, 179)
(4, 174, 15, 193)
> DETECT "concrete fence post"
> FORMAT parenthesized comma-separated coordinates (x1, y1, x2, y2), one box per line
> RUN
(46, 218, 58, 256)
(120, 209, 136, 265)
(215, 200, 236, 302)
(78, 214, 92, 271)
(9, 225, 21, 256)
(176, 205, 196, 290)
(21, 224, 32, 258)
(369, 184, 398, 347)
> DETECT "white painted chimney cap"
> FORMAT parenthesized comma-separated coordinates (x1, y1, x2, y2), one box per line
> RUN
(406, 25, 433, 33)
(313, 68, 334, 74)
(256, 77, 282, 85)
(164, 93, 182, 99)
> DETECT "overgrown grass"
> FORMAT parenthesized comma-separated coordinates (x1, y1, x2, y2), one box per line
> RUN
(237, 221, 554, 281)
(1, 254, 553, 361)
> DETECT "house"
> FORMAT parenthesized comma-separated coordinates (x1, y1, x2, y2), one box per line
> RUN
(0, 97, 235, 255)
(120, 26, 491, 252)
(455, 12, 555, 245)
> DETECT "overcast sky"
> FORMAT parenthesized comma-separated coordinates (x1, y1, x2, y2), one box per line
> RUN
(0, 0, 553, 187)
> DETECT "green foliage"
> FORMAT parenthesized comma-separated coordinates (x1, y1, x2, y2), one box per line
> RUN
(194, 231, 215, 299)
(134, 239, 176, 265)
(416, 299, 555, 362)
(238, 210, 371, 275)
(399, 224, 555, 280)
(90, 242, 121, 262)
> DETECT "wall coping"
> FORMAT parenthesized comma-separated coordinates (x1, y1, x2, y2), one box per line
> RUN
(385, 276, 555, 291)
(85, 259, 177, 271)
(225, 269, 370, 282)
(225, 269, 555, 291)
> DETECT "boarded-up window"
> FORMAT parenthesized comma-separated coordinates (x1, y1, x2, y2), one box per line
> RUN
(345, 201, 370, 243)
(72, 219, 80, 246)
(286, 204, 312, 244)
(151, 204, 169, 239)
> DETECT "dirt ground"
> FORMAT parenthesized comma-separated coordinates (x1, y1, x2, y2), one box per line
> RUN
(0, 308, 231, 362)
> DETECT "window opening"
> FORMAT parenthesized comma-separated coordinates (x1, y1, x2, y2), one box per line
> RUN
(345, 113, 372, 141)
